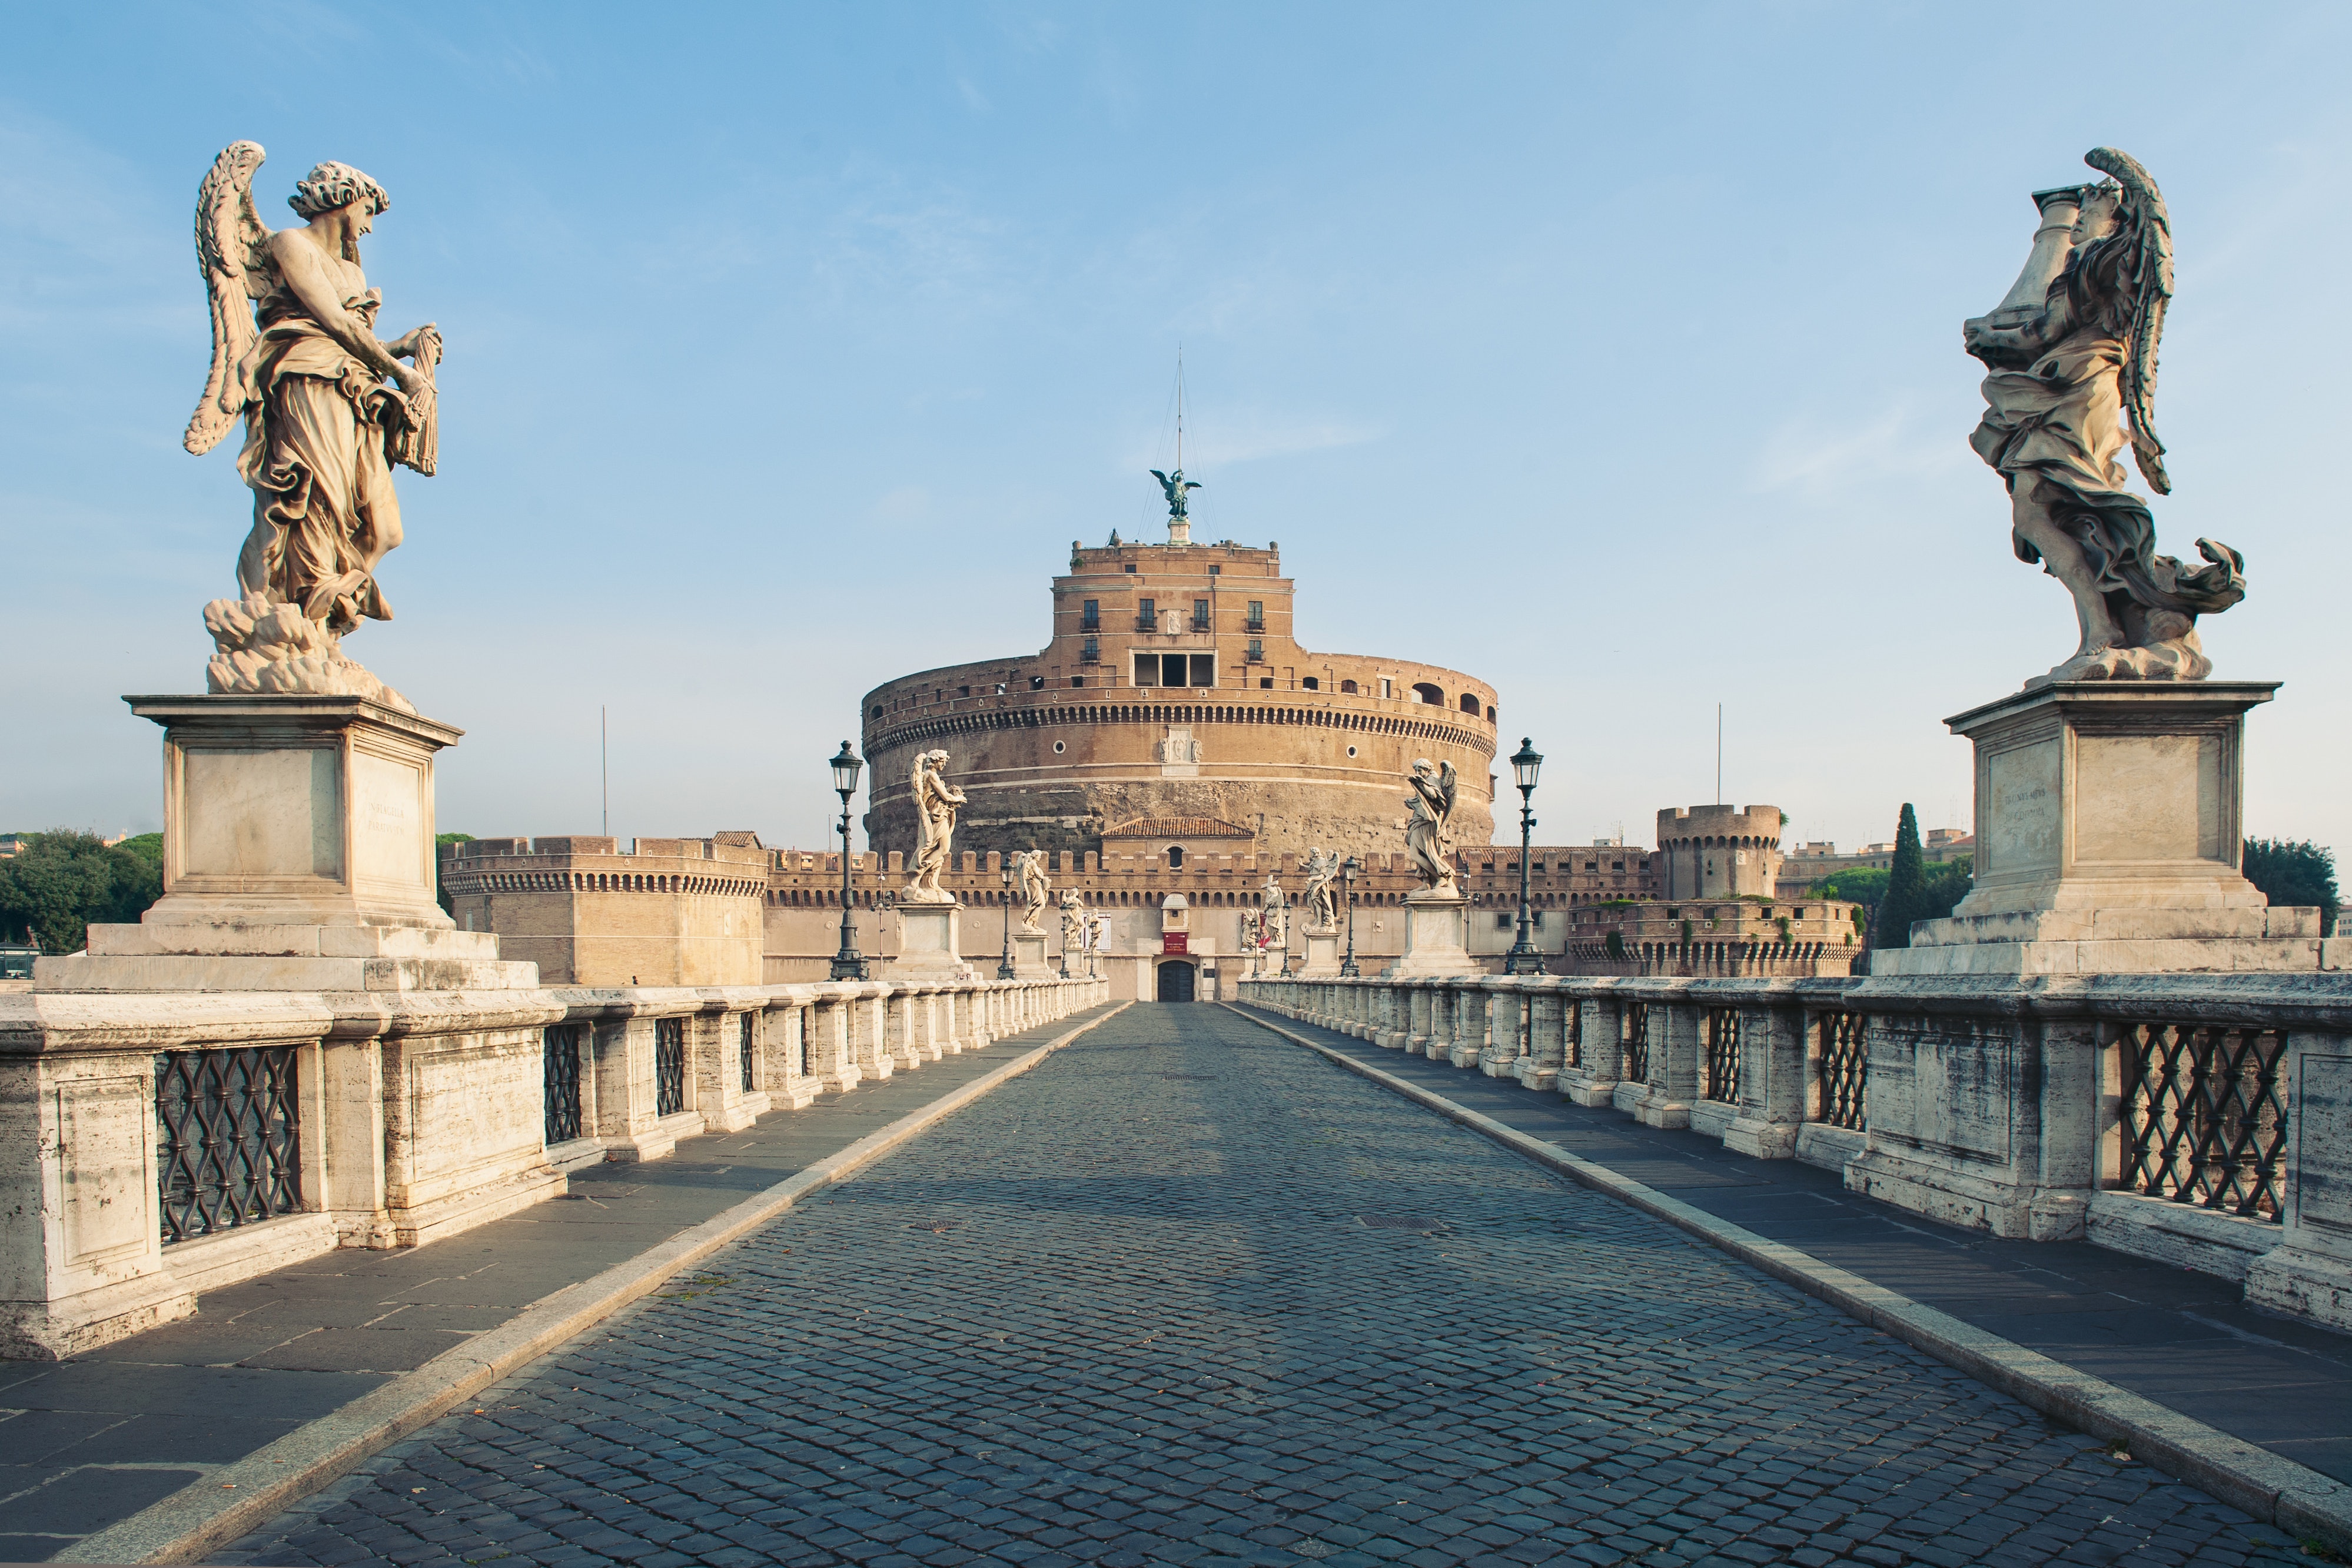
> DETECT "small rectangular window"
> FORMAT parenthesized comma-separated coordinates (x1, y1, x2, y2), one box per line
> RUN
(1081, 599, 1099, 628)
(1247, 638, 1264, 663)
(1188, 653, 1215, 687)
(1301, 676, 1320, 690)
(1246, 599, 1264, 627)
(1208, 564, 1221, 575)
(1380, 677, 1394, 700)
(1071, 675, 1085, 687)
(1082, 636, 1099, 663)
(1124, 563, 1137, 573)
(1495, 913, 1513, 929)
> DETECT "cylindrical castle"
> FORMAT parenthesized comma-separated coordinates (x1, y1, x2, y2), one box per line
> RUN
(1655, 805, 1786, 901)
(861, 533, 1498, 862)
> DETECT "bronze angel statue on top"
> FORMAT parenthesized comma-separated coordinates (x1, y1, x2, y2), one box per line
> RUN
(184, 141, 441, 710)
(1962, 147, 2243, 687)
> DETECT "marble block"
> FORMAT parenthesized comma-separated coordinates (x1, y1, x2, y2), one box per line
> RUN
(890, 902, 970, 981)
(1387, 895, 1476, 978)
(1877, 681, 2338, 976)
(36, 694, 537, 993)
(1011, 931, 1054, 979)
(1300, 929, 1341, 976)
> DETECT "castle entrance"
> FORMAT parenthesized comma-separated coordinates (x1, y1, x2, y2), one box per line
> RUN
(1155, 960, 1197, 1003)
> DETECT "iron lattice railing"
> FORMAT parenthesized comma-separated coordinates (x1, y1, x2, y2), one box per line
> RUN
(1704, 1008, 1742, 1104)
(155, 1047, 300, 1245)
(1565, 1000, 1583, 1069)
(1623, 1002, 1650, 1082)
(543, 1025, 583, 1145)
(739, 1012, 758, 1093)
(1818, 1012, 1867, 1131)
(655, 1017, 686, 1117)
(2122, 1022, 2289, 1219)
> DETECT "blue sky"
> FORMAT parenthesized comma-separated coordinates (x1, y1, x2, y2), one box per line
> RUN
(4, 2, 2347, 853)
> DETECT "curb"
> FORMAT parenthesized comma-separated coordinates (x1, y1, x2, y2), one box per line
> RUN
(1224, 1003, 2352, 1557)
(67, 1002, 1134, 1567)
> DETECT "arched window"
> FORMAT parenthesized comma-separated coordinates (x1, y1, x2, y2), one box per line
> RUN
(1411, 682, 1443, 705)
(1167, 845, 1185, 868)
(1459, 692, 1481, 715)
(1339, 679, 1357, 694)
(1301, 676, 1320, 691)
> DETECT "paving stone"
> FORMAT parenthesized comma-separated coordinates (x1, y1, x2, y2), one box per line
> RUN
(222, 1008, 2308, 1568)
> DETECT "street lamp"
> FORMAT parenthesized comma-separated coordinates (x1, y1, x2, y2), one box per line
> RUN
(1503, 736, 1545, 976)
(1338, 855, 1364, 976)
(996, 855, 1018, 980)
(828, 742, 868, 981)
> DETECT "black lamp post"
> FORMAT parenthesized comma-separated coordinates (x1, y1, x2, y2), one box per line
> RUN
(996, 856, 1018, 980)
(1503, 737, 1545, 976)
(828, 742, 868, 981)
(1338, 855, 1363, 976)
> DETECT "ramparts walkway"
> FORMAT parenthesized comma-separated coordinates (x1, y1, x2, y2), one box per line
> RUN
(210, 1005, 2314, 1568)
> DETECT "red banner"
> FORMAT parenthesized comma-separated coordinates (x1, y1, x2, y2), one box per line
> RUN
(1162, 932, 1189, 954)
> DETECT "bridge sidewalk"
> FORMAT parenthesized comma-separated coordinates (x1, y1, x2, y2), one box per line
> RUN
(1229, 1005, 2352, 1491)
(0, 1001, 1128, 1564)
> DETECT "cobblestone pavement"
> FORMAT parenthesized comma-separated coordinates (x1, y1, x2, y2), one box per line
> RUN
(222, 1006, 2308, 1568)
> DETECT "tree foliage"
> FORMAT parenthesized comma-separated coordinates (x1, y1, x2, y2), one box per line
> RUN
(2243, 838, 2339, 936)
(1875, 805, 1926, 949)
(0, 831, 164, 953)
(436, 831, 475, 918)
(1816, 867, 1888, 908)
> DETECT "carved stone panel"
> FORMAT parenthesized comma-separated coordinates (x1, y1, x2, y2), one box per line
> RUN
(2297, 1054, 2352, 1238)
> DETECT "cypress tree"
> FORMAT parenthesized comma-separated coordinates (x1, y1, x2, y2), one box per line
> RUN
(1878, 804, 1925, 949)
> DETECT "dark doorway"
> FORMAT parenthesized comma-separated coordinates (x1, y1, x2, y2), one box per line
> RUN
(1155, 961, 1196, 1002)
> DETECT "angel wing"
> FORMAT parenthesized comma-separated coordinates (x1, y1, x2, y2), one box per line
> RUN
(1436, 759, 1458, 810)
(1149, 469, 1171, 489)
(184, 141, 277, 456)
(2085, 146, 2174, 494)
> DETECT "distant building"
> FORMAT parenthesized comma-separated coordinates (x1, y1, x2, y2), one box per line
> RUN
(1778, 829, 1974, 899)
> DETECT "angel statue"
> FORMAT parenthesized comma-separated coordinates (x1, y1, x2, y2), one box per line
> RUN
(1962, 147, 2244, 687)
(184, 142, 441, 711)
(1298, 847, 1341, 931)
(1402, 758, 1459, 895)
(904, 750, 966, 904)
(1058, 889, 1087, 954)
(1149, 467, 1202, 519)
(1016, 849, 1052, 934)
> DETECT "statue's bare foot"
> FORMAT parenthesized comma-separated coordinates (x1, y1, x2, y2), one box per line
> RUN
(2025, 633, 2211, 689)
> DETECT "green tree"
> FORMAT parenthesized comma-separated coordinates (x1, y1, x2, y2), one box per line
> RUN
(435, 832, 475, 918)
(2243, 838, 2338, 936)
(1816, 866, 1889, 908)
(1918, 854, 1974, 923)
(0, 831, 164, 952)
(1875, 804, 1926, 949)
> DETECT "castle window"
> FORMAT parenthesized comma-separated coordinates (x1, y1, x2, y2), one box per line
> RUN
(1055, 740, 1067, 751)
(1459, 692, 1481, 715)
(1245, 600, 1264, 630)
(1340, 680, 1357, 694)
(870, 705, 882, 718)
(1030, 675, 1045, 689)
(1260, 677, 1274, 689)
(1082, 636, 1099, 663)
(1191, 599, 1210, 630)
(959, 686, 970, 697)
(1411, 682, 1443, 705)
(1346, 745, 1357, 758)
(1081, 599, 1099, 630)
(1208, 564, 1221, 575)
(1301, 676, 1320, 691)
(1069, 677, 1084, 689)
(1495, 913, 1513, 929)
(1137, 598, 1157, 631)
(1167, 846, 1184, 868)
(1189, 653, 1215, 686)
(1124, 563, 1137, 573)
(1380, 677, 1394, 699)
(1247, 638, 1264, 663)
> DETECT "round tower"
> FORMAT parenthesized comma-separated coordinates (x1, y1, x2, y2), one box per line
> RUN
(1655, 805, 1786, 901)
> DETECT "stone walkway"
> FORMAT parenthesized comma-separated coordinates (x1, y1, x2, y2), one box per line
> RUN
(0, 1003, 1123, 1563)
(219, 1005, 2310, 1567)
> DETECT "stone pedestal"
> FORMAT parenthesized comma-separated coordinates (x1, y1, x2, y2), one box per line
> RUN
(1011, 931, 1054, 979)
(1876, 682, 2336, 977)
(889, 902, 970, 981)
(1386, 895, 1474, 978)
(36, 695, 535, 994)
(1300, 928, 1341, 976)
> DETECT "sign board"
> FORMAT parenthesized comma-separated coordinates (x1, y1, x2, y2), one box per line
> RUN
(1162, 932, 1189, 954)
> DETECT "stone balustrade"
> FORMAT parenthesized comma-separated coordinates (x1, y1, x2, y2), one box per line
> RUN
(0, 974, 1107, 1359)
(1239, 972, 2352, 1336)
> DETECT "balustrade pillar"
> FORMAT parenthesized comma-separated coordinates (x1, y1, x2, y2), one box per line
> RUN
(1481, 981, 1523, 1078)
(1520, 986, 1564, 1091)
(1720, 1000, 1806, 1160)
(1633, 995, 1699, 1129)
(1450, 984, 1489, 1069)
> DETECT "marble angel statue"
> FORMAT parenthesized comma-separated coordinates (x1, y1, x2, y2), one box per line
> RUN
(904, 750, 966, 903)
(1298, 847, 1341, 930)
(1016, 849, 1052, 934)
(1403, 758, 1459, 893)
(184, 142, 442, 710)
(1962, 147, 2243, 686)
(1058, 888, 1087, 953)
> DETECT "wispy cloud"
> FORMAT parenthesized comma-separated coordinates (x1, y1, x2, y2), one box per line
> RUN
(1749, 398, 1971, 498)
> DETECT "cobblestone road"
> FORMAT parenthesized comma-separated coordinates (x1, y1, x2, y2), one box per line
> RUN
(223, 1006, 2307, 1568)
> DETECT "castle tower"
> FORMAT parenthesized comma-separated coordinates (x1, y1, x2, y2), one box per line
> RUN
(860, 534, 1499, 860)
(1655, 804, 1785, 901)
